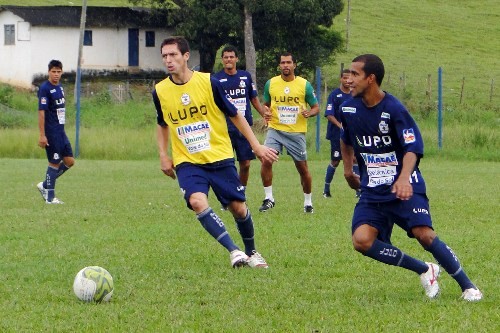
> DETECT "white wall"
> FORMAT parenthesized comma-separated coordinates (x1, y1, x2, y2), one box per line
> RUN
(0, 9, 201, 88)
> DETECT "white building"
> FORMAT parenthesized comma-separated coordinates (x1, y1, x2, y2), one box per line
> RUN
(0, 6, 200, 88)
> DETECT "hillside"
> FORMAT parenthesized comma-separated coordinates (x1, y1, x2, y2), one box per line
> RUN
(329, 0, 499, 106)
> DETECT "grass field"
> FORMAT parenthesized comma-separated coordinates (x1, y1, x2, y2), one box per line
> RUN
(0, 158, 498, 332)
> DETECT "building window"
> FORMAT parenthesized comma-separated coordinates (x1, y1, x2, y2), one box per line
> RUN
(145, 31, 155, 47)
(84, 30, 93, 46)
(4, 24, 15, 45)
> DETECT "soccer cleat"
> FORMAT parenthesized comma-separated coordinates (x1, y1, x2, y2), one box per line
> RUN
(355, 189, 361, 198)
(304, 205, 314, 213)
(259, 199, 275, 212)
(247, 251, 269, 269)
(46, 197, 64, 204)
(230, 250, 248, 268)
(323, 192, 332, 198)
(461, 288, 483, 302)
(220, 205, 228, 211)
(37, 182, 47, 201)
(420, 262, 440, 299)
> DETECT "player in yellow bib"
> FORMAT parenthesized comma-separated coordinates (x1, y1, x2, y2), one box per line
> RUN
(152, 37, 278, 268)
(259, 52, 319, 213)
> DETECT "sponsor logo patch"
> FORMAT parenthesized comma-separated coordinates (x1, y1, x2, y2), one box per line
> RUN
(342, 107, 356, 113)
(403, 128, 416, 143)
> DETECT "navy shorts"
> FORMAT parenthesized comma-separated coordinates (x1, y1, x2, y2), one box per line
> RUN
(351, 193, 433, 244)
(45, 131, 73, 164)
(175, 160, 246, 210)
(228, 130, 256, 162)
(329, 137, 342, 161)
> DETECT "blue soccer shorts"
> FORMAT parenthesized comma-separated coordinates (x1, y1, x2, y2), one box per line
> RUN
(228, 130, 256, 162)
(45, 131, 73, 164)
(175, 160, 246, 210)
(351, 193, 433, 244)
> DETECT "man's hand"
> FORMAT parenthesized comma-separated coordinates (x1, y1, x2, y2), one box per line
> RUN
(262, 105, 272, 123)
(38, 135, 48, 148)
(253, 145, 279, 164)
(160, 155, 176, 179)
(344, 171, 360, 191)
(391, 178, 413, 200)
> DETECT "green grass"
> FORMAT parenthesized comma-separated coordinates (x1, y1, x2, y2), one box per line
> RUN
(328, 0, 500, 108)
(0, 158, 498, 332)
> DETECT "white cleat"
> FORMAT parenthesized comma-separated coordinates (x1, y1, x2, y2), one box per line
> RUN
(46, 197, 64, 204)
(420, 262, 440, 299)
(37, 182, 47, 201)
(230, 250, 248, 268)
(247, 251, 269, 269)
(461, 288, 483, 302)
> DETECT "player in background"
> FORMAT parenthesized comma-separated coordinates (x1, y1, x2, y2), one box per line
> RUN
(259, 52, 319, 213)
(36, 60, 75, 204)
(340, 54, 482, 301)
(213, 45, 269, 201)
(153, 37, 278, 268)
(322, 69, 360, 199)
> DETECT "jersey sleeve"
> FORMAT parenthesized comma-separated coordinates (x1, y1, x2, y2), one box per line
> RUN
(247, 72, 258, 99)
(324, 91, 335, 117)
(210, 76, 238, 117)
(262, 80, 271, 104)
(38, 84, 50, 111)
(304, 81, 318, 107)
(152, 89, 167, 127)
(392, 102, 424, 157)
(339, 104, 351, 145)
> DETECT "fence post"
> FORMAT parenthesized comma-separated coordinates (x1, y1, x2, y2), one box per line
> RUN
(315, 66, 321, 153)
(438, 67, 443, 150)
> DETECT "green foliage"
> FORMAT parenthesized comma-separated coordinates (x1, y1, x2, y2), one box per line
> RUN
(0, 84, 14, 105)
(0, 158, 498, 331)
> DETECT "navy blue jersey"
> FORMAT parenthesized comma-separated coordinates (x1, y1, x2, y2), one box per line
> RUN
(38, 81, 66, 133)
(324, 88, 351, 140)
(213, 70, 258, 132)
(340, 93, 426, 202)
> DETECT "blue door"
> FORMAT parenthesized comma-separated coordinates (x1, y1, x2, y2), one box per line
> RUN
(128, 29, 139, 66)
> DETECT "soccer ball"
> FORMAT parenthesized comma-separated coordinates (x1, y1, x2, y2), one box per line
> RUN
(73, 266, 114, 303)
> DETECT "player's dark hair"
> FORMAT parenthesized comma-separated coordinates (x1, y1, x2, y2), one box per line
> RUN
(352, 54, 385, 86)
(279, 52, 295, 64)
(221, 45, 238, 58)
(340, 68, 350, 77)
(48, 60, 62, 70)
(160, 36, 190, 55)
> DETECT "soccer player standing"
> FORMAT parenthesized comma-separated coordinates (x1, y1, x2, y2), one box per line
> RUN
(213, 45, 268, 191)
(36, 60, 75, 204)
(322, 69, 358, 198)
(152, 37, 278, 268)
(259, 52, 319, 213)
(340, 54, 482, 301)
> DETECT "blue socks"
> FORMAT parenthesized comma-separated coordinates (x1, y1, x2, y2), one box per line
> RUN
(324, 165, 336, 193)
(43, 165, 59, 202)
(425, 237, 475, 291)
(57, 163, 70, 178)
(365, 239, 429, 274)
(197, 208, 239, 252)
(235, 209, 255, 256)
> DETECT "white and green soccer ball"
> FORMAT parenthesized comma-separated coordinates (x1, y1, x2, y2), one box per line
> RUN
(73, 266, 114, 303)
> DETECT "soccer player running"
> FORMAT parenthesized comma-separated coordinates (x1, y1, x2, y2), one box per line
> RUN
(152, 37, 278, 268)
(259, 52, 319, 213)
(213, 45, 269, 198)
(322, 69, 360, 199)
(340, 54, 482, 301)
(36, 60, 75, 204)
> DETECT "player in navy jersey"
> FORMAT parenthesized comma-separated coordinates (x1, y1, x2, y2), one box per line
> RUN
(36, 60, 75, 204)
(152, 37, 278, 268)
(322, 69, 360, 198)
(339, 54, 482, 301)
(213, 45, 268, 192)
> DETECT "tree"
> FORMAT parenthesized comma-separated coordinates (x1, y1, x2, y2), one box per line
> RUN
(131, 0, 343, 77)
